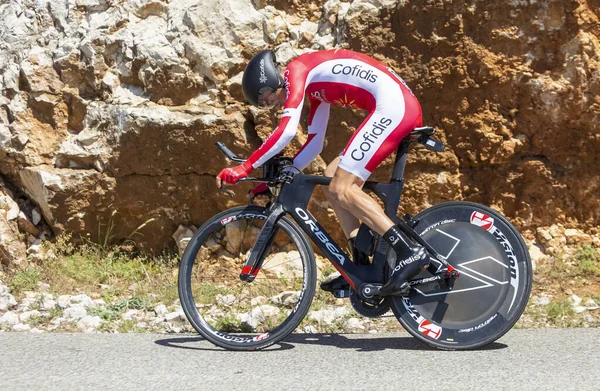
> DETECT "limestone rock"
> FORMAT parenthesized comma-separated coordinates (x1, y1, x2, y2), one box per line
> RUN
(64, 305, 87, 321)
(77, 315, 102, 331)
(154, 304, 168, 316)
(172, 225, 195, 257)
(0, 311, 20, 326)
(174, 0, 267, 84)
(0, 189, 26, 266)
(12, 323, 31, 332)
(0, 285, 18, 312)
(0, 0, 599, 255)
(70, 294, 95, 308)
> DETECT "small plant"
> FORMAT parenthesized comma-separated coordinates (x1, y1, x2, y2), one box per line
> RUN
(548, 254, 569, 279)
(28, 315, 45, 328)
(48, 307, 64, 318)
(320, 265, 337, 280)
(195, 283, 228, 304)
(97, 322, 115, 333)
(10, 268, 40, 294)
(546, 298, 575, 324)
(101, 288, 122, 304)
(109, 297, 151, 312)
(574, 245, 600, 276)
(46, 233, 75, 256)
(87, 307, 120, 321)
(29, 300, 41, 311)
(155, 281, 179, 306)
(214, 315, 253, 333)
(117, 319, 140, 333)
(97, 210, 118, 252)
(89, 210, 155, 253)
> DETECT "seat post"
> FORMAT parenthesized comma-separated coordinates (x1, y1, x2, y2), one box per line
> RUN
(390, 139, 411, 182)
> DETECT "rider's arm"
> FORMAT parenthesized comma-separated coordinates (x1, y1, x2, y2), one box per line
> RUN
(243, 62, 308, 170)
(290, 99, 330, 171)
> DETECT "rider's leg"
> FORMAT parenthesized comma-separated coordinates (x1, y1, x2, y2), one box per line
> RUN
(322, 156, 361, 239)
(321, 158, 362, 292)
(320, 158, 370, 292)
(329, 164, 429, 294)
(328, 168, 394, 236)
(330, 88, 428, 292)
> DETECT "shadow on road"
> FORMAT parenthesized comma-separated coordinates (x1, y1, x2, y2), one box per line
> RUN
(154, 336, 295, 352)
(286, 333, 432, 351)
(154, 334, 507, 352)
(285, 334, 508, 351)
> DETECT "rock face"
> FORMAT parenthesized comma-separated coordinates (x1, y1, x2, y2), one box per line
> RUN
(374, 0, 600, 232)
(0, 0, 599, 256)
(0, 186, 27, 265)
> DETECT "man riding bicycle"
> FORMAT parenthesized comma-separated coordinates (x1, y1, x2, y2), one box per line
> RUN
(216, 48, 430, 295)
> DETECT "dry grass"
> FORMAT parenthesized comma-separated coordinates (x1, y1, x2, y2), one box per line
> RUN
(6, 234, 180, 308)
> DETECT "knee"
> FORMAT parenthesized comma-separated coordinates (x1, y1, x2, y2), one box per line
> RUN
(328, 180, 352, 208)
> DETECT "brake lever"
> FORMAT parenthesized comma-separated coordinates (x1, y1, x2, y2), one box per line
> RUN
(218, 177, 260, 198)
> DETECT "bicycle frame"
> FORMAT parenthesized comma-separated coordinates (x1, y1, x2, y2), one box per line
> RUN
(240, 137, 455, 296)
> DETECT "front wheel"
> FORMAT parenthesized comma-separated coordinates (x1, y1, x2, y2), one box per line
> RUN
(390, 201, 532, 350)
(178, 205, 316, 350)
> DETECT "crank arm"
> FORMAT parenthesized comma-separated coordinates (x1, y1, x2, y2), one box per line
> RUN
(361, 270, 460, 298)
(408, 273, 451, 287)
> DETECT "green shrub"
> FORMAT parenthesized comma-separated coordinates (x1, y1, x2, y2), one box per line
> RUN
(574, 245, 600, 276)
(10, 268, 40, 294)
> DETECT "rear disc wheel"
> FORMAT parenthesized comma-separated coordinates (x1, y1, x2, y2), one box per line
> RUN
(390, 201, 532, 350)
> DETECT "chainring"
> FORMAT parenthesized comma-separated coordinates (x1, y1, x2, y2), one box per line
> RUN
(349, 289, 391, 318)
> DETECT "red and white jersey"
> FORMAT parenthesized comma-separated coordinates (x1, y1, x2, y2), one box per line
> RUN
(244, 49, 420, 175)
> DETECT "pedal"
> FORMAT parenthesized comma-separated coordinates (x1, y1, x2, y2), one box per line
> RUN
(333, 289, 350, 298)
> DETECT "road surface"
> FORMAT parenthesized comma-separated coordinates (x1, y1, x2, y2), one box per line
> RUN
(0, 329, 598, 390)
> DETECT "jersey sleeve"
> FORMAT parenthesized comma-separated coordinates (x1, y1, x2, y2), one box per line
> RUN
(244, 61, 308, 170)
(291, 98, 330, 171)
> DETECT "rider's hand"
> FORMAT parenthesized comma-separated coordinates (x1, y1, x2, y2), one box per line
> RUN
(216, 162, 253, 188)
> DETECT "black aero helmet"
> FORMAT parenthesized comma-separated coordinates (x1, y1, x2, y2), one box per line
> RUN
(242, 50, 284, 106)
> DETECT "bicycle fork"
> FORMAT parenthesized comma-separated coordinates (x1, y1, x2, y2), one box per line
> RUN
(239, 203, 284, 282)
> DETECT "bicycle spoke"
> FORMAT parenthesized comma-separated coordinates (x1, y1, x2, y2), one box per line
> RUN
(252, 281, 282, 299)
(261, 257, 303, 271)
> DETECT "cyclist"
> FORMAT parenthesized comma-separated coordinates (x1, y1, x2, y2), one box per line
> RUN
(216, 49, 430, 295)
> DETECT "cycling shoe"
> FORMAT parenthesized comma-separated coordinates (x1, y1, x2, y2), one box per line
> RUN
(320, 275, 349, 292)
(379, 246, 430, 296)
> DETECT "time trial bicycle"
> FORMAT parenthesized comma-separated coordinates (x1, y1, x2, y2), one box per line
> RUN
(178, 126, 532, 350)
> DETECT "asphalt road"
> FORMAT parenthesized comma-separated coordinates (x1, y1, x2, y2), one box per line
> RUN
(0, 329, 598, 390)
